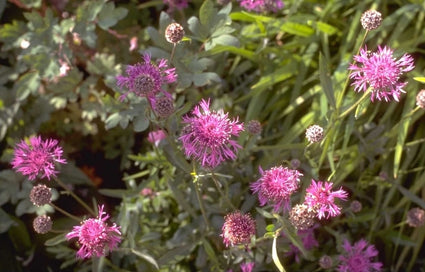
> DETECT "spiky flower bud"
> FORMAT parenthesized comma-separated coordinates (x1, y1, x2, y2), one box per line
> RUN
(33, 215, 53, 234)
(350, 200, 362, 213)
(416, 90, 425, 109)
(407, 207, 425, 228)
(360, 10, 382, 31)
(221, 211, 256, 247)
(246, 120, 262, 135)
(30, 184, 52, 206)
(154, 96, 174, 118)
(165, 23, 185, 44)
(289, 204, 316, 230)
(319, 255, 333, 269)
(305, 125, 324, 143)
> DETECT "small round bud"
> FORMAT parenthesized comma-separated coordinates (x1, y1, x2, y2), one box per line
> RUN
(289, 204, 316, 230)
(360, 10, 382, 31)
(416, 90, 425, 109)
(134, 74, 155, 96)
(221, 211, 256, 247)
(350, 200, 362, 213)
(33, 215, 53, 234)
(246, 120, 262, 135)
(305, 125, 324, 143)
(319, 255, 333, 270)
(165, 23, 185, 44)
(290, 159, 301, 169)
(153, 96, 174, 118)
(407, 207, 425, 228)
(30, 184, 52, 206)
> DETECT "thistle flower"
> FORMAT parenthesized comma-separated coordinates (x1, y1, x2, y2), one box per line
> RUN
(153, 96, 174, 118)
(30, 184, 52, 206)
(416, 89, 425, 108)
(11, 136, 67, 181)
(66, 205, 121, 259)
(240, 262, 255, 272)
(360, 10, 382, 31)
(221, 211, 256, 247)
(238, 0, 284, 13)
(304, 179, 348, 219)
(116, 53, 177, 102)
(338, 239, 382, 272)
(246, 120, 262, 135)
(349, 45, 415, 102)
(147, 130, 167, 147)
(289, 203, 316, 230)
(406, 207, 425, 228)
(33, 215, 53, 234)
(179, 99, 244, 169)
(251, 166, 302, 212)
(165, 23, 185, 44)
(305, 125, 324, 143)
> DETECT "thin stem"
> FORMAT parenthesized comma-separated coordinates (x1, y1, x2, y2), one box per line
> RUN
(54, 177, 96, 216)
(170, 43, 177, 63)
(211, 173, 237, 210)
(49, 203, 82, 222)
(338, 89, 371, 119)
(194, 182, 212, 231)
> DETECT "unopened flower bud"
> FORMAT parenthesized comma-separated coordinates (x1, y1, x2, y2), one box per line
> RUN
(416, 90, 425, 109)
(30, 184, 52, 206)
(360, 10, 382, 31)
(221, 211, 256, 247)
(154, 96, 174, 118)
(165, 23, 185, 44)
(246, 120, 262, 135)
(33, 215, 53, 234)
(305, 125, 324, 143)
(407, 207, 425, 227)
(350, 200, 362, 213)
(319, 255, 333, 269)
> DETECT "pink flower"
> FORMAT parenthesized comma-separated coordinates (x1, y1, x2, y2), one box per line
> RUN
(338, 239, 382, 272)
(251, 166, 302, 212)
(349, 45, 414, 102)
(147, 130, 167, 147)
(179, 99, 244, 169)
(239, 0, 284, 13)
(11, 136, 67, 181)
(240, 262, 255, 272)
(221, 211, 256, 247)
(66, 205, 121, 259)
(286, 227, 319, 263)
(116, 53, 176, 103)
(304, 179, 348, 219)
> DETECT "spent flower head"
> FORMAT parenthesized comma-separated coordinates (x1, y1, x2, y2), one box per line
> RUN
(304, 179, 348, 219)
(239, 0, 284, 13)
(221, 211, 256, 247)
(165, 23, 185, 44)
(179, 99, 244, 169)
(349, 45, 415, 102)
(33, 215, 53, 234)
(406, 207, 425, 228)
(319, 255, 333, 270)
(246, 120, 262, 135)
(116, 53, 176, 102)
(30, 184, 52, 206)
(66, 205, 121, 259)
(305, 125, 324, 143)
(416, 89, 425, 108)
(360, 10, 382, 31)
(289, 203, 316, 230)
(338, 239, 382, 272)
(11, 136, 67, 181)
(153, 96, 174, 118)
(251, 166, 302, 212)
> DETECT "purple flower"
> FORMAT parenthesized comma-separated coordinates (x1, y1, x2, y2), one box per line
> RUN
(147, 130, 167, 147)
(163, 0, 188, 12)
(239, 0, 284, 13)
(286, 227, 319, 263)
(221, 211, 256, 247)
(116, 53, 176, 103)
(66, 205, 121, 259)
(251, 166, 302, 212)
(11, 136, 67, 181)
(179, 99, 244, 169)
(304, 180, 348, 219)
(349, 45, 415, 102)
(338, 239, 382, 272)
(240, 262, 255, 272)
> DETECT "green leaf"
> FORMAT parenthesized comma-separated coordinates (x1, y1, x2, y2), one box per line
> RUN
(314, 21, 339, 35)
(319, 53, 336, 109)
(0, 20, 28, 48)
(97, 2, 128, 30)
(131, 249, 159, 270)
(105, 112, 121, 130)
(14, 71, 40, 101)
(199, 0, 215, 28)
(0, 208, 16, 233)
(281, 22, 314, 37)
(45, 234, 67, 246)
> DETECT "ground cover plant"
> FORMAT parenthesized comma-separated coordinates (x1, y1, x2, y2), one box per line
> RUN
(1, 0, 425, 271)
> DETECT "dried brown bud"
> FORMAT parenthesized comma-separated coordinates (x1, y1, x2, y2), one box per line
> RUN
(305, 125, 324, 143)
(407, 207, 425, 228)
(416, 90, 425, 109)
(165, 23, 185, 44)
(33, 215, 53, 234)
(154, 96, 174, 118)
(360, 10, 382, 31)
(30, 184, 52, 206)
(289, 204, 316, 230)
(246, 120, 262, 135)
(319, 255, 333, 269)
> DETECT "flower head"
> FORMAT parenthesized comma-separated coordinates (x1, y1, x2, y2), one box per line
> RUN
(66, 205, 121, 259)
(246, 120, 262, 135)
(349, 45, 415, 102)
(33, 215, 53, 234)
(304, 179, 348, 219)
(319, 255, 333, 269)
(179, 99, 244, 169)
(360, 10, 382, 31)
(116, 53, 176, 102)
(153, 96, 174, 118)
(406, 207, 425, 228)
(416, 89, 425, 108)
(305, 125, 324, 143)
(147, 130, 167, 147)
(251, 166, 302, 212)
(30, 184, 52, 206)
(350, 200, 363, 213)
(221, 211, 256, 247)
(289, 203, 316, 230)
(165, 23, 185, 44)
(338, 239, 382, 272)
(11, 136, 67, 181)
(239, 0, 284, 13)
(240, 262, 255, 272)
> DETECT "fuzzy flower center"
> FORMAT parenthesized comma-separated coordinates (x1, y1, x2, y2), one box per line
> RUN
(134, 74, 155, 95)
(79, 219, 107, 248)
(367, 57, 398, 90)
(346, 255, 367, 269)
(196, 116, 230, 148)
(28, 149, 50, 168)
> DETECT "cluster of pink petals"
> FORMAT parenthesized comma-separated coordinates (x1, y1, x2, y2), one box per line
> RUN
(221, 211, 256, 248)
(239, 0, 284, 13)
(147, 130, 167, 147)
(116, 53, 176, 102)
(179, 99, 244, 169)
(338, 239, 382, 272)
(304, 179, 348, 219)
(349, 45, 415, 102)
(251, 166, 302, 212)
(240, 262, 255, 272)
(66, 205, 121, 259)
(11, 136, 67, 181)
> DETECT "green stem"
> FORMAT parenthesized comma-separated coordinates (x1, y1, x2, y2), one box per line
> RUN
(211, 173, 237, 210)
(54, 177, 96, 216)
(338, 89, 371, 119)
(194, 182, 212, 231)
(170, 43, 177, 63)
(50, 203, 82, 222)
